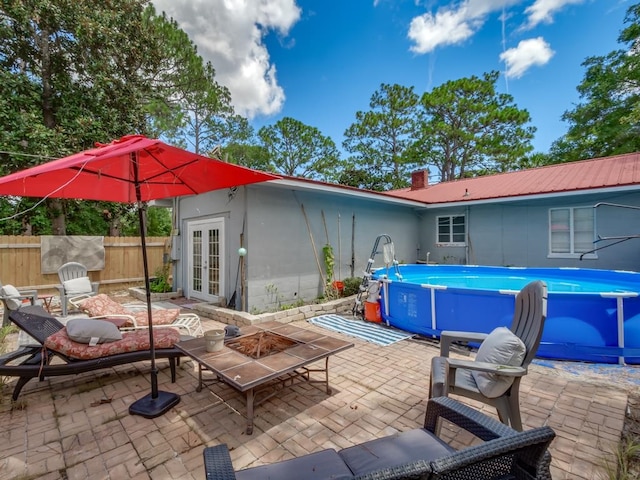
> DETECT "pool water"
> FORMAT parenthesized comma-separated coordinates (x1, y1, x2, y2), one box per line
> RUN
(372, 264, 640, 364)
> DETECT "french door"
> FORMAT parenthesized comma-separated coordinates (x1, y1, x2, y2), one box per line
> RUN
(187, 218, 224, 302)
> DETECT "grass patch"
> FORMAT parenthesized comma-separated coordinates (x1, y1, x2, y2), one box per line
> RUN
(602, 395, 640, 479)
(0, 324, 18, 389)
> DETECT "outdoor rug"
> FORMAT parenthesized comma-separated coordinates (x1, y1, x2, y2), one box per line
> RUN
(308, 314, 414, 346)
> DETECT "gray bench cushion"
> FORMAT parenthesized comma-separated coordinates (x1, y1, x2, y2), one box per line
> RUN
(236, 448, 353, 480)
(339, 428, 454, 476)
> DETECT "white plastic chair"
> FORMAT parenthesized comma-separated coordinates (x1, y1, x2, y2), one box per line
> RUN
(57, 262, 100, 316)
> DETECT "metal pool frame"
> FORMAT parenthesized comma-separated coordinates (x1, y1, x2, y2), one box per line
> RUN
(373, 264, 640, 364)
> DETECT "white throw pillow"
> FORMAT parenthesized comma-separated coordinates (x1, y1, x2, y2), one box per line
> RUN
(63, 277, 93, 295)
(66, 318, 122, 345)
(1, 284, 24, 310)
(471, 327, 526, 398)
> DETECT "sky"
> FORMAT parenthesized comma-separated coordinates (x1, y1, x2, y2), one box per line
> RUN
(150, 0, 631, 155)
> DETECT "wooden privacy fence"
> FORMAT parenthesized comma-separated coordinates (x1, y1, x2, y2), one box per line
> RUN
(0, 236, 170, 294)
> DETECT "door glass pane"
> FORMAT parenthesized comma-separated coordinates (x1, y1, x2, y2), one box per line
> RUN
(208, 228, 220, 296)
(192, 231, 202, 291)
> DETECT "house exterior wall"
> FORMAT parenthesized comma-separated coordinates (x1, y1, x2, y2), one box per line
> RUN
(418, 191, 640, 271)
(173, 186, 246, 306)
(245, 187, 420, 312)
(175, 179, 640, 312)
(175, 184, 420, 313)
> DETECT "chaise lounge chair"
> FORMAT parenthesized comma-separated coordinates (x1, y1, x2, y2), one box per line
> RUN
(0, 305, 186, 400)
(70, 293, 204, 337)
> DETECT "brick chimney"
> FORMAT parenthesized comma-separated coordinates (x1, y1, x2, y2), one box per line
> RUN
(411, 170, 429, 190)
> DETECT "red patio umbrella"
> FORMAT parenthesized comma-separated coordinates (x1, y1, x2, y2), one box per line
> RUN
(0, 134, 280, 417)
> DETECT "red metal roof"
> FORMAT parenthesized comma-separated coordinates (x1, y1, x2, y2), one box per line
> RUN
(385, 152, 640, 204)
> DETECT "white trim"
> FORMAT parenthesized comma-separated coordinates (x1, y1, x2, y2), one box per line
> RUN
(187, 218, 225, 302)
(264, 179, 427, 207)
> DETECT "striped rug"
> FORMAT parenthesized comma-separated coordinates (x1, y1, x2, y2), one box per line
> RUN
(308, 314, 413, 346)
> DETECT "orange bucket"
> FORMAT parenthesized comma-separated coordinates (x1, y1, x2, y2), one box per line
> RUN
(332, 280, 344, 296)
(364, 301, 381, 323)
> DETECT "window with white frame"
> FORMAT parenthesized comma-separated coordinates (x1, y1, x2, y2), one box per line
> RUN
(437, 215, 466, 245)
(549, 207, 594, 256)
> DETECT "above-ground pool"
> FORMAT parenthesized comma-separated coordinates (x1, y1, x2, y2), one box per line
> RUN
(372, 264, 640, 364)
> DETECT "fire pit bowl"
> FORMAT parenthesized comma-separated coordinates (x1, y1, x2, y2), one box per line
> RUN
(225, 331, 299, 359)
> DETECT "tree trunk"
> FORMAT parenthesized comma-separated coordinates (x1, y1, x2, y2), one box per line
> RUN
(49, 199, 66, 235)
(109, 219, 121, 236)
(39, 27, 67, 235)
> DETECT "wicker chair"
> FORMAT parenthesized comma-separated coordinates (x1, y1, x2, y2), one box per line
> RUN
(203, 396, 554, 480)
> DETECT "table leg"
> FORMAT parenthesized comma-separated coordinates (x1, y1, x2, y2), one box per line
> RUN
(323, 357, 330, 394)
(196, 363, 204, 392)
(245, 388, 255, 435)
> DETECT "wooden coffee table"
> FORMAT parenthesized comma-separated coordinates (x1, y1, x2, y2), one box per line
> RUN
(175, 321, 354, 434)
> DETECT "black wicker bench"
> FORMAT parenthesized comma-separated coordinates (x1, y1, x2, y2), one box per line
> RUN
(203, 396, 554, 480)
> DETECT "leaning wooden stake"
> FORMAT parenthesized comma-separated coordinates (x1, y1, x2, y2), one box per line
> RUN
(301, 204, 326, 288)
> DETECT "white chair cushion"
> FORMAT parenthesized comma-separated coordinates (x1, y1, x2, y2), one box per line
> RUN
(471, 327, 526, 398)
(63, 276, 93, 295)
(66, 318, 123, 345)
(1, 284, 24, 310)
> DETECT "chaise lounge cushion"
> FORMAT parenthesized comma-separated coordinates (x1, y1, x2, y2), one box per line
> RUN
(66, 318, 123, 344)
(132, 308, 180, 327)
(78, 294, 180, 327)
(235, 448, 353, 480)
(44, 326, 180, 360)
(338, 428, 454, 476)
(471, 326, 526, 398)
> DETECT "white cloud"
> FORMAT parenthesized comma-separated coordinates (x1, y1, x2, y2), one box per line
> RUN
(525, 0, 585, 29)
(499, 37, 555, 78)
(407, 0, 584, 53)
(152, 0, 301, 119)
(408, 0, 521, 53)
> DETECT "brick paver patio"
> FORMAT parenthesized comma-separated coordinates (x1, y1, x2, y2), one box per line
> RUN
(0, 314, 636, 479)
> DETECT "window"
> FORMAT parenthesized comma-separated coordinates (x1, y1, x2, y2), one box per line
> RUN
(549, 207, 594, 256)
(437, 215, 466, 245)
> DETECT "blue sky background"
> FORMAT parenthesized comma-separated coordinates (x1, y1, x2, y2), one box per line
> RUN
(152, 0, 630, 156)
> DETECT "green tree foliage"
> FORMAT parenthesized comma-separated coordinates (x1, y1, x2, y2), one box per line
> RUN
(342, 84, 420, 190)
(219, 119, 277, 171)
(258, 117, 340, 180)
(143, 11, 236, 155)
(122, 206, 172, 236)
(0, 1, 222, 236)
(412, 71, 535, 181)
(550, 3, 640, 162)
(222, 142, 274, 172)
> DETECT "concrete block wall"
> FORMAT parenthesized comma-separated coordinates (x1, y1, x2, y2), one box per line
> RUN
(192, 295, 355, 327)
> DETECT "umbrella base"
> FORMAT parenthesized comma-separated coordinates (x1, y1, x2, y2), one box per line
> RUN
(129, 391, 181, 418)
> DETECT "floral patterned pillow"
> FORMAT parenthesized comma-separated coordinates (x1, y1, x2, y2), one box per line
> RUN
(79, 294, 130, 317)
(133, 309, 180, 327)
(44, 327, 180, 360)
(78, 293, 180, 327)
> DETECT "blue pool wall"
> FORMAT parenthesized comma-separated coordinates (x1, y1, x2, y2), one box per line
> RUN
(373, 264, 640, 364)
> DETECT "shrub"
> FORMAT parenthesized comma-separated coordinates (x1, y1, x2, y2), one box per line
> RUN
(342, 277, 362, 297)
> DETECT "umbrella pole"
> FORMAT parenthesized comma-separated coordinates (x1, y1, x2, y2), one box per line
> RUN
(129, 157, 180, 418)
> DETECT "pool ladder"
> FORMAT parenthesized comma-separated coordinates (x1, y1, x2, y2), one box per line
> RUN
(353, 234, 402, 319)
